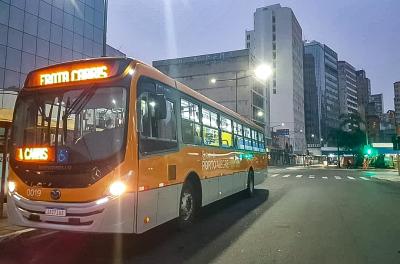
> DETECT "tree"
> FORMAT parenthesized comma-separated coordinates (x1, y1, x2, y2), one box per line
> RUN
(328, 113, 367, 167)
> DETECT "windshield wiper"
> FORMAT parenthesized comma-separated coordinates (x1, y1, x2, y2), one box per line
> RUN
(62, 86, 97, 142)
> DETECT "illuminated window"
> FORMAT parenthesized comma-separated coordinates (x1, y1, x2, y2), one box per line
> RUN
(220, 116, 232, 148)
(202, 108, 218, 129)
(203, 126, 219, 147)
(181, 99, 201, 145)
(233, 122, 243, 136)
(220, 116, 232, 132)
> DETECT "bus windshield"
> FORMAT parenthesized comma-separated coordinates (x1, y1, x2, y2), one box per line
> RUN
(12, 86, 127, 164)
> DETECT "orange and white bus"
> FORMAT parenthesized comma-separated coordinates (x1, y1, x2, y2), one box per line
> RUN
(7, 57, 267, 233)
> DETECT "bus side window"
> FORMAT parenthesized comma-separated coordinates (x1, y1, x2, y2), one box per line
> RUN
(181, 99, 201, 145)
(138, 80, 178, 154)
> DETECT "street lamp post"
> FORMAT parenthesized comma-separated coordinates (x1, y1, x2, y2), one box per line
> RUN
(210, 64, 272, 113)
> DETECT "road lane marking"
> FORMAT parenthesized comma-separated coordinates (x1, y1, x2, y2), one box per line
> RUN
(295, 175, 303, 178)
(360, 177, 370, 181)
(334, 176, 341, 180)
(347, 176, 355, 180)
(282, 174, 290, 178)
(271, 174, 279, 177)
(309, 175, 315, 179)
(322, 176, 328, 179)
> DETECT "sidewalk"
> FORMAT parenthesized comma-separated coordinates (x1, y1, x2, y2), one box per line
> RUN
(0, 203, 33, 241)
(369, 171, 400, 183)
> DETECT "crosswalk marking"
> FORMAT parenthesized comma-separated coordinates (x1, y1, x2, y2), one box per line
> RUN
(334, 176, 341, 180)
(322, 176, 328, 179)
(282, 174, 290, 178)
(295, 175, 303, 178)
(360, 177, 370, 181)
(271, 174, 279, 177)
(347, 176, 355, 180)
(309, 175, 315, 179)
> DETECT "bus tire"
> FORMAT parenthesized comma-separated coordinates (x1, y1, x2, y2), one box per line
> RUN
(246, 170, 255, 198)
(178, 181, 197, 229)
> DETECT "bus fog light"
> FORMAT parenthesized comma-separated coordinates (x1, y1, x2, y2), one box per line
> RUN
(109, 181, 126, 196)
(8, 181, 16, 193)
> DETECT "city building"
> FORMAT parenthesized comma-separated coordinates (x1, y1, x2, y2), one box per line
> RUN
(153, 49, 269, 134)
(367, 101, 379, 117)
(380, 110, 396, 142)
(303, 41, 340, 147)
(394, 81, 400, 125)
(366, 115, 380, 143)
(245, 4, 306, 154)
(356, 70, 371, 120)
(0, 0, 124, 110)
(338, 61, 358, 115)
(370, 93, 384, 116)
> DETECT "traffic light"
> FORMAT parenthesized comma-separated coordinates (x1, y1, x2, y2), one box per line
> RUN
(363, 145, 376, 157)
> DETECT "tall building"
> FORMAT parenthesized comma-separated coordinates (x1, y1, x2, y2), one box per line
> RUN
(380, 110, 396, 142)
(303, 41, 339, 146)
(356, 70, 371, 120)
(338, 61, 358, 115)
(370, 93, 384, 116)
(394, 81, 400, 125)
(0, 0, 124, 110)
(153, 49, 269, 135)
(246, 4, 305, 153)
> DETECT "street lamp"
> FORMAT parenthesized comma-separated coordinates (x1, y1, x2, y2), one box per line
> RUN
(257, 111, 264, 117)
(210, 64, 272, 112)
(254, 64, 272, 81)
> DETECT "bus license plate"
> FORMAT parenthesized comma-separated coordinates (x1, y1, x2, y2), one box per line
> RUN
(45, 208, 66, 217)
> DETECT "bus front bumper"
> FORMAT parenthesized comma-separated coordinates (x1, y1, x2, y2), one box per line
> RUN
(7, 192, 136, 233)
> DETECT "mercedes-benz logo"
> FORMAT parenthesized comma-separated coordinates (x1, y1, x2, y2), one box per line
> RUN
(50, 189, 61, 200)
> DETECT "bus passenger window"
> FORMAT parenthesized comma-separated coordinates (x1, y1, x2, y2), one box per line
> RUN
(139, 92, 178, 154)
(181, 99, 201, 145)
(220, 116, 233, 148)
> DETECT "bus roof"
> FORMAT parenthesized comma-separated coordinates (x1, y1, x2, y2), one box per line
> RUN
(24, 57, 264, 131)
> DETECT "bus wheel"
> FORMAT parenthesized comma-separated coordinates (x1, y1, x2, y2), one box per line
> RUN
(178, 181, 197, 228)
(246, 171, 255, 198)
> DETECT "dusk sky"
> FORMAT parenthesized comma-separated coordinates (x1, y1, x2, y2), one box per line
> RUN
(107, 0, 400, 111)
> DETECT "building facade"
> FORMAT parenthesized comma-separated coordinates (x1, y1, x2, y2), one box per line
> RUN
(356, 70, 371, 120)
(370, 93, 384, 116)
(380, 110, 396, 142)
(338, 61, 358, 115)
(0, 0, 124, 110)
(394, 82, 400, 125)
(246, 4, 305, 153)
(303, 41, 339, 147)
(153, 49, 269, 135)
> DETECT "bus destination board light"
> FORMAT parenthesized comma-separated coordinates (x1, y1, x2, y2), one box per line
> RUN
(39, 65, 109, 86)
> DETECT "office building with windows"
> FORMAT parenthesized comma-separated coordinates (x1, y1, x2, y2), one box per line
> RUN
(356, 70, 371, 120)
(245, 4, 305, 154)
(370, 93, 384, 116)
(338, 60, 358, 115)
(0, 0, 124, 110)
(394, 82, 400, 125)
(303, 40, 339, 146)
(153, 49, 270, 138)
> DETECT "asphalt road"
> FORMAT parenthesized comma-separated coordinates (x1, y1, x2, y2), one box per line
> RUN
(1, 167, 400, 264)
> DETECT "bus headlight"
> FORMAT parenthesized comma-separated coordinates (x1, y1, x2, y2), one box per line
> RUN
(8, 181, 16, 193)
(109, 181, 126, 196)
